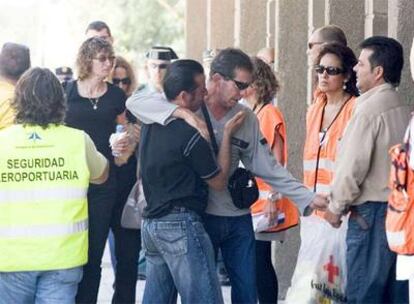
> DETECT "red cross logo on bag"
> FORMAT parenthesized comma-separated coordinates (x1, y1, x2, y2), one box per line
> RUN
(323, 255, 339, 284)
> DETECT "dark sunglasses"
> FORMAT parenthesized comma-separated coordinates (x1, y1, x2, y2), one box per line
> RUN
(150, 63, 169, 70)
(112, 77, 131, 85)
(315, 65, 345, 76)
(94, 55, 115, 63)
(218, 72, 250, 91)
(308, 41, 323, 50)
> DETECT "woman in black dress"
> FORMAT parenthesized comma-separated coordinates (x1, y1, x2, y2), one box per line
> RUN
(65, 37, 140, 304)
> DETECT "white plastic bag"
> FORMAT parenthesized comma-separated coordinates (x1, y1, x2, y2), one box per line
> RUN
(285, 215, 348, 304)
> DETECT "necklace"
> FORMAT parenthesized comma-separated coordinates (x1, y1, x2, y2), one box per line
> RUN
(88, 97, 99, 110)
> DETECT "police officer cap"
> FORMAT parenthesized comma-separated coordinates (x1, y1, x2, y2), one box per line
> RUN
(146, 46, 178, 61)
(55, 66, 73, 76)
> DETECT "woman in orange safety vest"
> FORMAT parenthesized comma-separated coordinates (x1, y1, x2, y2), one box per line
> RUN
(243, 56, 295, 304)
(303, 43, 359, 215)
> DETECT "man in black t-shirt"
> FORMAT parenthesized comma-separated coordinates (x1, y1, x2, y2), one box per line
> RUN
(139, 60, 245, 304)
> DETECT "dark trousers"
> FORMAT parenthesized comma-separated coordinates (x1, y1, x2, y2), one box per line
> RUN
(256, 240, 278, 304)
(203, 213, 257, 304)
(76, 164, 141, 304)
(346, 202, 408, 304)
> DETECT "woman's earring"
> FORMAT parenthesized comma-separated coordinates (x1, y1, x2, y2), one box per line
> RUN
(343, 82, 347, 90)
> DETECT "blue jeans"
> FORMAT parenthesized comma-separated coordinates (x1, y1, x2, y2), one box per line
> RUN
(346, 202, 408, 304)
(0, 267, 82, 304)
(203, 213, 257, 304)
(142, 208, 223, 304)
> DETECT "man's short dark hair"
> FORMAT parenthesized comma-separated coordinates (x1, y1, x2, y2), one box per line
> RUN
(163, 60, 204, 101)
(0, 42, 31, 81)
(209, 48, 253, 79)
(359, 36, 404, 87)
(85, 20, 112, 37)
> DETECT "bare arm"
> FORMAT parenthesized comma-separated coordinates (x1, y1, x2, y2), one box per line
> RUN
(113, 123, 140, 166)
(90, 162, 109, 184)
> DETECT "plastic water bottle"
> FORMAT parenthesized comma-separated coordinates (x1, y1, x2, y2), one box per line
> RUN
(110, 124, 127, 157)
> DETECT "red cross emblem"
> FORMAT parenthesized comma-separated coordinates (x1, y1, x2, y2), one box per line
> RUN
(323, 255, 339, 284)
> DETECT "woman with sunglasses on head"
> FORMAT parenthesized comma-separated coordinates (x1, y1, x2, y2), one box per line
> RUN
(242, 57, 299, 304)
(65, 37, 140, 304)
(303, 43, 358, 201)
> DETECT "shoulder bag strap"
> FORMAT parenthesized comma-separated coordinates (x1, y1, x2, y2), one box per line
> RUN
(201, 103, 219, 155)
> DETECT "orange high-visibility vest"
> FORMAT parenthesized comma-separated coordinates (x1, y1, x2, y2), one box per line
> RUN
(386, 126, 414, 254)
(303, 94, 356, 196)
(250, 104, 299, 232)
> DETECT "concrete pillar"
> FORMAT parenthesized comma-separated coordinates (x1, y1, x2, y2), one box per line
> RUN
(207, 0, 235, 50)
(273, 0, 309, 298)
(185, 0, 207, 62)
(388, 0, 414, 105)
(234, 0, 267, 55)
(306, 0, 326, 104)
(365, 0, 388, 37)
(266, 0, 276, 47)
(325, 0, 365, 52)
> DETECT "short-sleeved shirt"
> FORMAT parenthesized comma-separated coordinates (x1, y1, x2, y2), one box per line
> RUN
(140, 119, 220, 218)
(84, 132, 108, 181)
(65, 81, 126, 162)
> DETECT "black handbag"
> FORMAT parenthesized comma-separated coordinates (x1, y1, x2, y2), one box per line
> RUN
(201, 104, 259, 209)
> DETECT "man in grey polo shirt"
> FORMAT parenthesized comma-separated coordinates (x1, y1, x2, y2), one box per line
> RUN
(127, 48, 327, 303)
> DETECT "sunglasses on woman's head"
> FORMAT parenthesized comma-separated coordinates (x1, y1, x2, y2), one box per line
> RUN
(314, 65, 344, 76)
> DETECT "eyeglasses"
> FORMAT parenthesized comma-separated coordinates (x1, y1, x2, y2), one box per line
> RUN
(315, 65, 345, 76)
(218, 72, 250, 91)
(308, 42, 323, 50)
(149, 63, 169, 70)
(93, 55, 115, 63)
(112, 77, 131, 85)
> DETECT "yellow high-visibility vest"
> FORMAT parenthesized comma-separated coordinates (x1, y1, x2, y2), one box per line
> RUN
(0, 124, 90, 271)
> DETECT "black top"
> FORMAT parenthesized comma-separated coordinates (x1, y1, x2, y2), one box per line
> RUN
(65, 81, 126, 162)
(140, 120, 220, 218)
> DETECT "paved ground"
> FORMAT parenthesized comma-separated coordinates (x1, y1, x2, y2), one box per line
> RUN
(97, 242, 232, 303)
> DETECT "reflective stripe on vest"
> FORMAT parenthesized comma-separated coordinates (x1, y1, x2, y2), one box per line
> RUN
(0, 188, 87, 204)
(303, 159, 335, 172)
(303, 94, 356, 193)
(0, 125, 90, 271)
(0, 218, 88, 238)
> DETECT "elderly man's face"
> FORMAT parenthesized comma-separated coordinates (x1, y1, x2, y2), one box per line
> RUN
(307, 31, 324, 65)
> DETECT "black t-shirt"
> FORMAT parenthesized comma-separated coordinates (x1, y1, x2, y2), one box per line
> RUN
(65, 81, 126, 162)
(140, 120, 220, 218)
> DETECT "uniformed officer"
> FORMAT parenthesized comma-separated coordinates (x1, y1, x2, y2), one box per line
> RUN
(138, 46, 178, 94)
(0, 68, 109, 304)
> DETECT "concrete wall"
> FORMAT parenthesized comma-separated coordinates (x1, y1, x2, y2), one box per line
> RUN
(389, 0, 414, 105)
(235, 0, 267, 54)
(185, 0, 207, 62)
